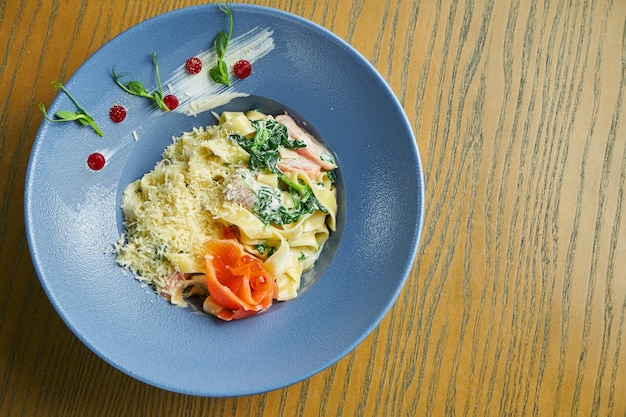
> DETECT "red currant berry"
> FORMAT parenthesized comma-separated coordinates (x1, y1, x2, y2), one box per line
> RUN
(163, 94, 179, 110)
(233, 59, 252, 79)
(185, 56, 202, 74)
(87, 152, 106, 171)
(109, 104, 127, 123)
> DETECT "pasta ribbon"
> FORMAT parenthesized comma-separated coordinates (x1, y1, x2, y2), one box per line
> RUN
(115, 110, 338, 319)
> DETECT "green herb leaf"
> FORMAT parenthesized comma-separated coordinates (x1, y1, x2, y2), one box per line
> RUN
(230, 119, 304, 173)
(209, 3, 233, 86)
(152, 90, 168, 111)
(53, 110, 83, 121)
(255, 241, 276, 257)
(251, 179, 327, 226)
(76, 113, 104, 136)
(230, 118, 327, 226)
(209, 61, 229, 86)
(112, 68, 152, 98)
(76, 117, 91, 127)
(125, 80, 152, 97)
(209, 67, 225, 84)
(39, 81, 104, 136)
(214, 31, 229, 59)
(111, 53, 170, 111)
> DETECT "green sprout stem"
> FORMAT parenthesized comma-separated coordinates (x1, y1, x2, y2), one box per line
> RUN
(39, 81, 104, 136)
(152, 52, 165, 102)
(209, 3, 234, 86)
(112, 53, 169, 111)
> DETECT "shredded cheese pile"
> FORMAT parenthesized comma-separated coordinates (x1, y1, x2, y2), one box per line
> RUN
(114, 122, 248, 292)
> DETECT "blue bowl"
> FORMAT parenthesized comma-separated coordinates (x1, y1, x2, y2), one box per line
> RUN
(25, 4, 424, 396)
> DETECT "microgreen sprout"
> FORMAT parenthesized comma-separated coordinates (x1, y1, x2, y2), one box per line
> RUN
(39, 81, 104, 136)
(209, 3, 233, 86)
(112, 53, 170, 111)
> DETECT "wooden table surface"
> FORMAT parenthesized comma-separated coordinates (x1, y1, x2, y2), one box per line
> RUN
(2, 0, 626, 415)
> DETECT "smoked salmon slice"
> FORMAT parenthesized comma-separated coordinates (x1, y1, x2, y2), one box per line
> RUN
(204, 239, 278, 321)
(277, 155, 322, 180)
(275, 114, 338, 171)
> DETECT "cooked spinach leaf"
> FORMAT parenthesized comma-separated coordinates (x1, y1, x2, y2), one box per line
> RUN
(230, 119, 305, 173)
(230, 119, 328, 226)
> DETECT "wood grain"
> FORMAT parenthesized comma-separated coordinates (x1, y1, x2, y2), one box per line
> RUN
(1, 0, 625, 415)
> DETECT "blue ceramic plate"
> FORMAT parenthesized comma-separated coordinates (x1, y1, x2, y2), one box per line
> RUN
(25, 4, 424, 396)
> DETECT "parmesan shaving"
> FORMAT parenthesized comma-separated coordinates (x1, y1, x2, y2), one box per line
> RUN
(114, 124, 242, 294)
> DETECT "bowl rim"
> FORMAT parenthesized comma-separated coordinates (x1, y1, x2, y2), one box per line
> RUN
(24, 3, 425, 396)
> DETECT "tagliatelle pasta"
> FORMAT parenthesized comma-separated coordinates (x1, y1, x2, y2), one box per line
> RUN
(114, 110, 338, 320)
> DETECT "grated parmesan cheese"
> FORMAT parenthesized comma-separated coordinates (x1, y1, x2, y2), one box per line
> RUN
(114, 124, 249, 293)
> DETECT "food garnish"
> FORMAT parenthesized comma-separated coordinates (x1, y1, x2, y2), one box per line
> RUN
(203, 239, 278, 321)
(162, 94, 179, 110)
(185, 56, 203, 74)
(87, 152, 106, 170)
(209, 3, 234, 86)
(39, 81, 104, 136)
(115, 111, 339, 320)
(112, 53, 178, 111)
(229, 119, 329, 225)
(109, 104, 127, 123)
(233, 59, 252, 79)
